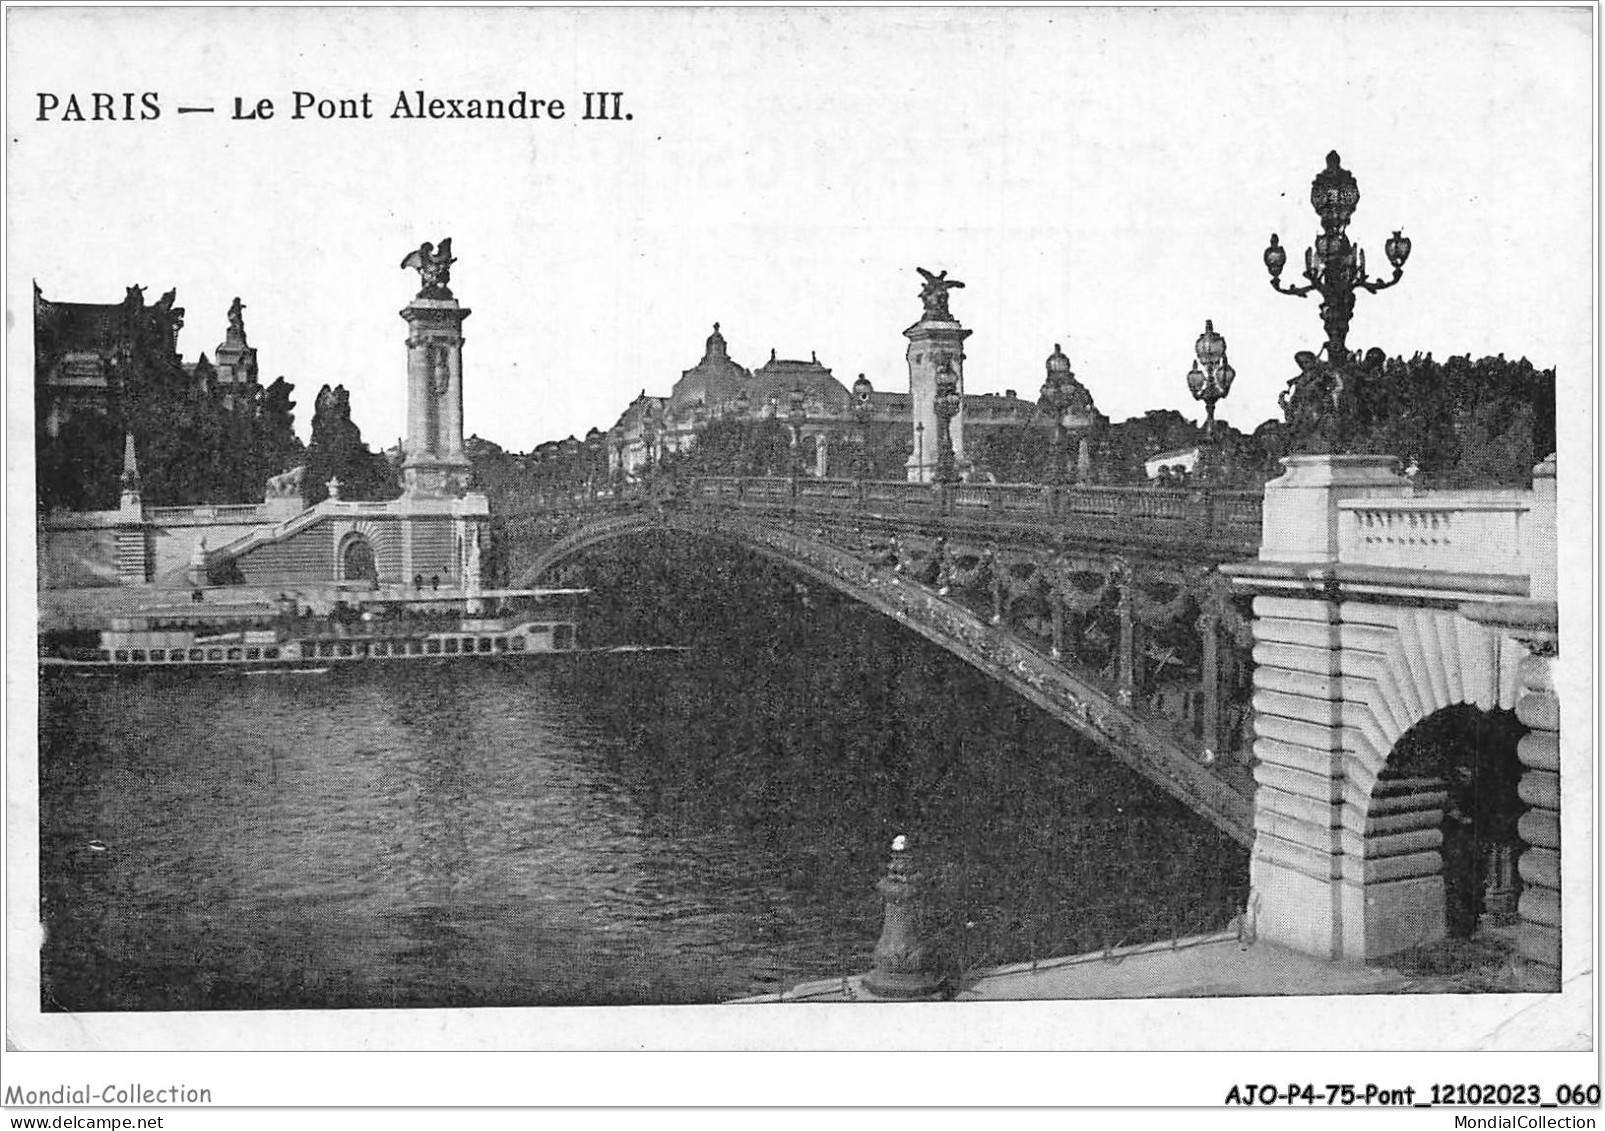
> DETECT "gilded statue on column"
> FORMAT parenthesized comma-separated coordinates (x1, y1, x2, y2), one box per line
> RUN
(400, 238, 457, 299)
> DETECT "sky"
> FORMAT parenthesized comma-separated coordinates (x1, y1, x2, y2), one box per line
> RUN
(8, 7, 1594, 457)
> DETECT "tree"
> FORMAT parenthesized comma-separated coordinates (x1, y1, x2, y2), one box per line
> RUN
(36, 410, 123, 513)
(966, 424, 1052, 483)
(35, 288, 317, 510)
(302, 384, 399, 503)
(861, 421, 914, 478)
(668, 417, 795, 478)
(114, 299, 243, 506)
(1267, 352, 1556, 487)
(1095, 410, 1204, 485)
(251, 377, 306, 487)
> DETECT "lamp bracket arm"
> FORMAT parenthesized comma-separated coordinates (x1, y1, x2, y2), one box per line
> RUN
(1270, 278, 1316, 298)
(1357, 269, 1405, 295)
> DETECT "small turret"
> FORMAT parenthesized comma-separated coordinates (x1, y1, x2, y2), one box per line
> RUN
(704, 322, 728, 360)
(118, 433, 142, 513)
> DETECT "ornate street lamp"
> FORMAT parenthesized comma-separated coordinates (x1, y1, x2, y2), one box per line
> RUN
(1038, 343, 1079, 484)
(661, 409, 678, 464)
(851, 373, 875, 477)
(583, 431, 605, 497)
(640, 408, 658, 474)
(787, 386, 807, 477)
(1185, 320, 1236, 439)
(1264, 151, 1411, 366)
(933, 361, 962, 484)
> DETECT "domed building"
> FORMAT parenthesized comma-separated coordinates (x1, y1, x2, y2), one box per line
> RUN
(610, 323, 859, 476)
(666, 322, 750, 419)
(746, 348, 851, 419)
(605, 319, 1054, 481)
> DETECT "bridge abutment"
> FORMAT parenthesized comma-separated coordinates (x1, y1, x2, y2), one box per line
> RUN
(1228, 454, 1561, 983)
(1242, 589, 1350, 958)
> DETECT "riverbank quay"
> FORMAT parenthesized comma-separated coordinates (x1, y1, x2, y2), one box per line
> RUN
(37, 581, 469, 632)
(735, 932, 1472, 1003)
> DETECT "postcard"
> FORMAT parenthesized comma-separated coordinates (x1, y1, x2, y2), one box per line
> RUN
(5, 3, 1595, 1116)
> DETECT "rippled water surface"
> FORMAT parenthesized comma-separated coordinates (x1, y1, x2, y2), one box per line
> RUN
(40, 544, 1249, 1010)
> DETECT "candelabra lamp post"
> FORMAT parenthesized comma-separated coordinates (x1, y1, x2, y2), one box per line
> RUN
(609, 429, 626, 486)
(851, 373, 875, 478)
(1264, 151, 1411, 444)
(640, 411, 658, 476)
(933, 362, 962, 484)
(1265, 151, 1411, 360)
(661, 409, 677, 464)
(583, 431, 605, 499)
(1186, 320, 1235, 438)
(787, 386, 808, 478)
(1186, 320, 1236, 483)
(1038, 343, 1081, 485)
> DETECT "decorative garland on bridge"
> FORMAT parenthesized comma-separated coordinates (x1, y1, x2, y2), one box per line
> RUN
(504, 503, 1257, 845)
(937, 542, 992, 594)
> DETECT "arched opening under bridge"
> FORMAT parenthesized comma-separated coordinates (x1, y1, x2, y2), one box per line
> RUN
(1367, 705, 1525, 969)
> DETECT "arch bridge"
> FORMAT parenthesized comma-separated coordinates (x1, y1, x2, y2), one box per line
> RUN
(506, 475, 1268, 846)
(500, 459, 1563, 988)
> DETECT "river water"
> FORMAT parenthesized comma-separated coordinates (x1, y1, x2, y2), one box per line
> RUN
(39, 538, 1249, 1010)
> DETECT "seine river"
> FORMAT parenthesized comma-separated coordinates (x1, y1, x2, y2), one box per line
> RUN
(39, 538, 1249, 1010)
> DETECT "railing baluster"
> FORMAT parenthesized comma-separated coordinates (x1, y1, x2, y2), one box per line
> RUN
(505, 475, 1264, 556)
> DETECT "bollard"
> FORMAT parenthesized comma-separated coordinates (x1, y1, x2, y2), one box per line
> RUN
(862, 834, 940, 999)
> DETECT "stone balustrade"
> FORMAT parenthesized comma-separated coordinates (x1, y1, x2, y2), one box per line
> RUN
(147, 503, 274, 525)
(512, 476, 1265, 558)
(1337, 493, 1534, 577)
(601, 475, 1266, 556)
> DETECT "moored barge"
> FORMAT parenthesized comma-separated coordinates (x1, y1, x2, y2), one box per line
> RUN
(41, 588, 587, 671)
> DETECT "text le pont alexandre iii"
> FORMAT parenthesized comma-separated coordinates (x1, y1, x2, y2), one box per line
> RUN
(35, 90, 629, 123)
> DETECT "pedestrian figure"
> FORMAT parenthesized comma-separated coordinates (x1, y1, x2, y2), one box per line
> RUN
(1442, 791, 1483, 939)
(431, 574, 440, 591)
(413, 573, 423, 591)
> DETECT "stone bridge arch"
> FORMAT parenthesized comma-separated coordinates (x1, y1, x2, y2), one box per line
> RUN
(1226, 453, 1560, 988)
(1245, 595, 1532, 962)
(508, 506, 1256, 845)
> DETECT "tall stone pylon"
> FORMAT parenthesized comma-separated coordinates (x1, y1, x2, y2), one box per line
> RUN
(905, 267, 971, 483)
(399, 238, 472, 497)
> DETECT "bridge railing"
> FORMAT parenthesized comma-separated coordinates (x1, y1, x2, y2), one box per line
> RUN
(1337, 491, 1535, 577)
(663, 476, 1263, 552)
(147, 503, 272, 524)
(507, 476, 1264, 553)
(859, 479, 940, 514)
(924, 869, 1246, 983)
